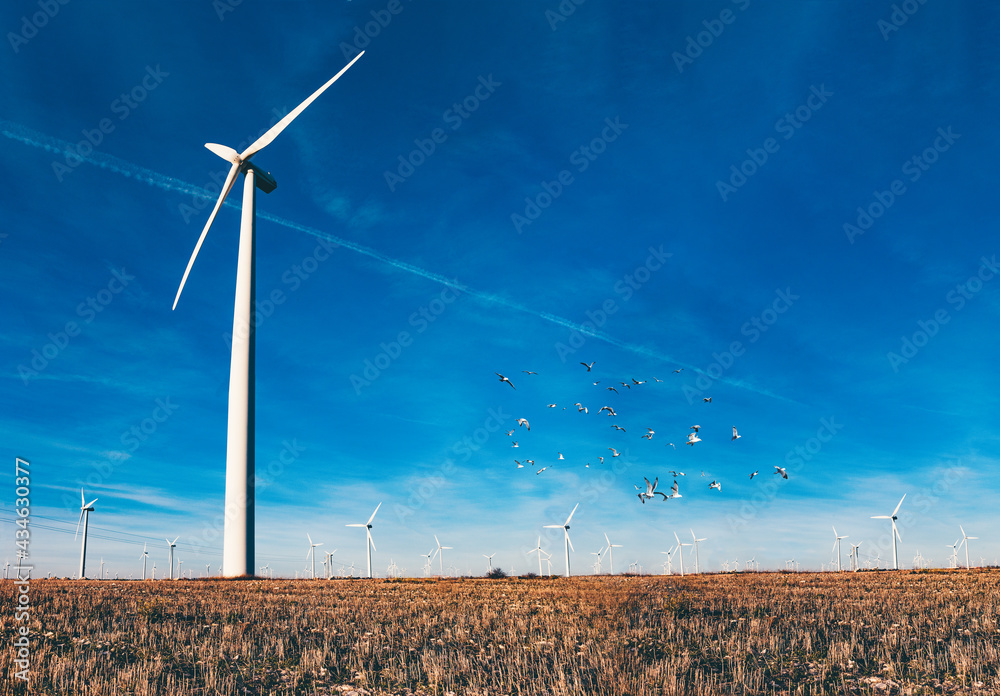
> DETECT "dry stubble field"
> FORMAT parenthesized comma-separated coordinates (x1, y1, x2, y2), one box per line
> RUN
(2, 570, 998, 695)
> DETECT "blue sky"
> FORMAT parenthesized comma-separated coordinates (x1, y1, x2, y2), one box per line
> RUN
(2, 1, 998, 579)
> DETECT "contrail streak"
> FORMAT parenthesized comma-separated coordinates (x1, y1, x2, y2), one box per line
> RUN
(1, 120, 791, 401)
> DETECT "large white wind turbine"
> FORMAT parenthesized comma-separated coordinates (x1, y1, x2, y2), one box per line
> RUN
(433, 535, 452, 576)
(306, 534, 323, 579)
(832, 526, 848, 572)
(604, 532, 622, 575)
(165, 537, 179, 580)
(871, 493, 906, 570)
(171, 53, 365, 578)
(691, 529, 707, 574)
(959, 525, 978, 570)
(483, 553, 496, 574)
(139, 543, 149, 580)
(346, 502, 380, 578)
(75, 489, 98, 579)
(544, 503, 579, 577)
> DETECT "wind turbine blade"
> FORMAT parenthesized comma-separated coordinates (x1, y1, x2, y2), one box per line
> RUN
(832, 539, 838, 553)
(957, 538, 966, 550)
(308, 533, 313, 545)
(891, 493, 906, 517)
(85, 498, 98, 508)
(434, 535, 441, 547)
(565, 531, 574, 553)
(171, 537, 179, 545)
(543, 524, 561, 529)
(346, 523, 364, 528)
(960, 525, 966, 538)
(240, 52, 365, 160)
(871, 515, 889, 520)
(368, 501, 382, 525)
(892, 521, 901, 542)
(604, 533, 611, 547)
(565, 503, 579, 526)
(75, 510, 84, 539)
(81, 488, 85, 507)
(172, 162, 241, 309)
(367, 530, 376, 553)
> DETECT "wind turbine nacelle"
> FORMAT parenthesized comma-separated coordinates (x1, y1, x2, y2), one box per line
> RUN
(246, 163, 277, 194)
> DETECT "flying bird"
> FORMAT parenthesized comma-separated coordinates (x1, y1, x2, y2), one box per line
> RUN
(669, 480, 682, 498)
(608, 448, 620, 457)
(667, 443, 676, 449)
(636, 477, 669, 504)
(515, 460, 524, 469)
(511, 441, 519, 448)
(516, 418, 530, 431)
(611, 424, 626, 432)
(703, 397, 712, 403)
(536, 466, 548, 475)
(774, 466, 788, 479)
(599, 406, 617, 416)
(709, 480, 722, 491)
(522, 370, 538, 375)
(668, 470, 685, 477)
(506, 429, 515, 436)
(690, 425, 701, 432)
(580, 362, 595, 371)
(642, 428, 654, 440)
(749, 470, 758, 479)
(576, 404, 588, 414)
(495, 373, 515, 389)
(673, 368, 684, 373)
(653, 377, 663, 383)
(686, 433, 701, 446)
(732, 427, 741, 441)
(606, 387, 618, 394)
(598, 456, 604, 464)
(632, 378, 646, 385)
(547, 404, 557, 408)
(557, 453, 564, 460)
(525, 459, 535, 466)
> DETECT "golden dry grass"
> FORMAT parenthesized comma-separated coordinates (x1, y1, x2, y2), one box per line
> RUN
(2, 569, 998, 695)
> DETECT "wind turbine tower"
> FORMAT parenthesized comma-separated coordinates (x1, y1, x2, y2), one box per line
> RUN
(346, 502, 380, 578)
(171, 53, 365, 577)
(871, 494, 906, 570)
(959, 525, 978, 570)
(832, 526, 848, 572)
(75, 489, 98, 579)
(166, 537, 179, 580)
(544, 503, 579, 577)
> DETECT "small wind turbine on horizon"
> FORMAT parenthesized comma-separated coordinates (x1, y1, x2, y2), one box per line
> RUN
(483, 553, 496, 575)
(166, 537, 179, 580)
(832, 526, 848, 572)
(527, 536, 546, 576)
(690, 529, 707, 574)
(959, 525, 978, 570)
(139, 543, 149, 580)
(75, 489, 98, 579)
(346, 502, 380, 578)
(604, 532, 622, 575)
(674, 532, 691, 576)
(171, 52, 365, 578)
(871, 494, 906, 570)
(433, 535, 452, 576)
(544, 503, 579, 577)
(306, 534, 323, 579)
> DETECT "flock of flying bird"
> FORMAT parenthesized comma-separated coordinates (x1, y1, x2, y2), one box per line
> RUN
(494, 363, 789, 503)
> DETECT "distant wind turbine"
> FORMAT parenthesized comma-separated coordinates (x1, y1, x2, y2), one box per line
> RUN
(306, 533, 323, 579)
(544, 503, 579, 577)
(604, 533, 623, 575)
(346, 502, 380, 578)
(139, 543, 149, 580)
(673, 532, 691, 576)
(75, 489, 98, 579)
(527, 536, 546, 576)
(959, 525, 978, 570)
(483, 553, 496, 574)
(690, 529, 707, 574)
(832, 526, 848, 572)
(433, 535, 452, 576)
(871, 494, 906, 570)
(171, 53, 365, 577)
(165, 537, 179, 580)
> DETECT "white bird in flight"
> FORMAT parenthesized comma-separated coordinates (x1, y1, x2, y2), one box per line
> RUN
(557, 453, 564, 460)
(515, 460, 524, 469)
(732, 427, 741, 441)
(642, 428, 654, 440)
(703, 397, 712, 403)
(608, 448, 620, 457)
(511, 441, 519, 448)
(690, 425, 701, 432)
(709, 480, 722, 491)
(580, 362, 595, 371)
(517, 418, 530, 431)
(669, 480, 682, 498)
(611, 424, 626, 432)
(547, 403, 557, 408)
(687, 433, 701, 446)
(749, 470, 758, 479)
(774, 466, 788, 479)
(495, 372, 515, 389)
(599, 406, 617, 416)
(635, 477, 669, 504)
